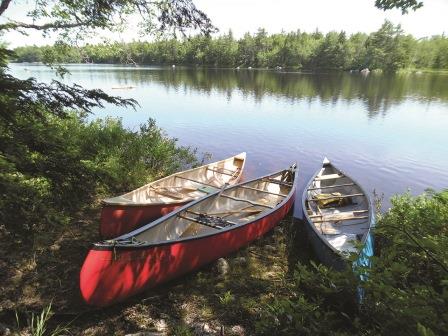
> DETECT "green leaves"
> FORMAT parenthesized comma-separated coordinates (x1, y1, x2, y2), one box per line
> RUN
(257, 191, 448, 335)
(0, 1, 216, 40)
(0, 110, 199, 239)
(375, 0, 424, 14)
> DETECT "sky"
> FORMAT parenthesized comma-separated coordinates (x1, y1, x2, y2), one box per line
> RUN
(1, 0, 447, 47)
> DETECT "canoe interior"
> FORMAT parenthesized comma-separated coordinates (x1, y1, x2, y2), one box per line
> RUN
(105, 153, 246, 205)
(304, 161, 371, 256)
(130, 168, 295, 244)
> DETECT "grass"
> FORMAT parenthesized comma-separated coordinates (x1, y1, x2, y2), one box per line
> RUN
(218, 290, 235, 306)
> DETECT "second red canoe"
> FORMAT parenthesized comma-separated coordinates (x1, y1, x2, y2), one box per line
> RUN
(100, 152, 246, 238)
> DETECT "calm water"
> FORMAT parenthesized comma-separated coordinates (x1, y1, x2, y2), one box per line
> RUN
(9, 64, 448, 214)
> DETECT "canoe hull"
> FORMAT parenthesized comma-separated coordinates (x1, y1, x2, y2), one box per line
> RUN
(302, 212, 347, 270)
(100, 202, 189, 239)
(303, 214, 374, 276)
(301, 159, 374, 271)
(80, 191, 295, 307)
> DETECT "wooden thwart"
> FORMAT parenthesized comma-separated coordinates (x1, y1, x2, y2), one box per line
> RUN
(307, 183, 355, 191)
(152, 185, 197, 190)
(240, 185, 287, 197)
(187, 208, 263, 216)
(221, 204, 257, 218)
(186, 208, 263, 219)
(175, 175, 218, 189)
(309, 209, 368, 218)
(313, 215, 369, 223)
(262, 178, 293, 187)
(149, 187, 186, 200)
(207, 167, 238, 177)
(212, 166, 237, 173)
(315, 174, 345, 181)
(220, 194, 274, 208)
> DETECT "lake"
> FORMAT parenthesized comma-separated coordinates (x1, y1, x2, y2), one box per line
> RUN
(9, 63, 448, 214)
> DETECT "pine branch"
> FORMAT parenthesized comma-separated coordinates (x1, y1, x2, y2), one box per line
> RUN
(0, 0, 12, 16)
(0, 74, 138, 122)
(0, 19, 94, 32)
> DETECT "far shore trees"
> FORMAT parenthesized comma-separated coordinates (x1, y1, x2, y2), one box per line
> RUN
(13, 22, 448, 71)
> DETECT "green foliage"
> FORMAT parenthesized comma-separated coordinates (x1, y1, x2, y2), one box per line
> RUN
(172, 324, 194, 336)
(28, 302, 69, 336)
(218, 290, 235, 305)
(375, 0, 424, 14)
(30, 304, 52, 336)
(12, 22, 448, 72)
(257, 191, 448, 335)
(0, 110, 198, 238)
(311, 32, 349, 70)
(0, 1, 216, 39)
(2, 1, 209, 240)
(365, 21, 415, 72)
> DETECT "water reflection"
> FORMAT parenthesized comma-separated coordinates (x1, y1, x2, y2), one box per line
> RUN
(72, 66, 448, 117)
(9, 64, 448, 212)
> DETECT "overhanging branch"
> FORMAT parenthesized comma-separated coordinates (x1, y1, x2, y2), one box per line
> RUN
(0, 19, 95, 32)
(0, 0, 12, 16)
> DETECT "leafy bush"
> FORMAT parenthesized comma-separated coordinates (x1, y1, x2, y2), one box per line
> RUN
(257, 191, 448, 335)
(0, 110, 199, 239)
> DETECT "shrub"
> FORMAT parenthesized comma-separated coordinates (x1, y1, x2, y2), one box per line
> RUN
(0, 110, 199, 239)
(257, 191, 448, 335)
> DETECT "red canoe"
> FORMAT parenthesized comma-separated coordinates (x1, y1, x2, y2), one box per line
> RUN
(100, 153, 246, 238)
(80, 164, 297, 307)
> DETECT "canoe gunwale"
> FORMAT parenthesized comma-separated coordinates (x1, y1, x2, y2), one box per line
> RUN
(94, 164, 298, 251)
(302, 159, 374, 259)
(101, 152, 246, 206)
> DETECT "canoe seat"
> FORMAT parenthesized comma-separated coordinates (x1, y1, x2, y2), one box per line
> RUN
(312, 215, 369, 223)
(315, 173, 344, 181)
(207, 167, 240, 178)
(151, 188, 186, 200)
(263, 178, 293, 187)
(307, 182, 355, 191)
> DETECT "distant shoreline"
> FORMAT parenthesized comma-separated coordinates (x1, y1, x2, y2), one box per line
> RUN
(10, 62, 448, 75)
(11, 24, 448, 73)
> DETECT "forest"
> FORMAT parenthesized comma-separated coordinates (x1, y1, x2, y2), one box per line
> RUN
(13, 21, 448, 72)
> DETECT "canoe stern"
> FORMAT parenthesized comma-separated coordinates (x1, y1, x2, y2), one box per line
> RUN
(100, 203, 188, 239)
